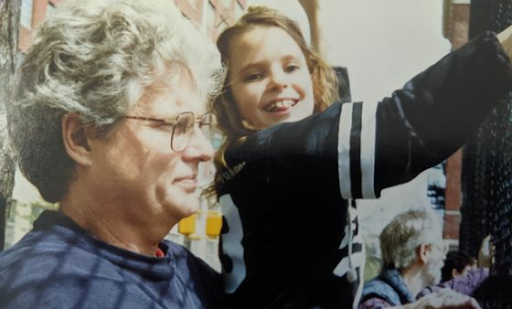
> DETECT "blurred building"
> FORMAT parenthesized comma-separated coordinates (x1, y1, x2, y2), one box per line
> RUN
(442, 0, 470, 248)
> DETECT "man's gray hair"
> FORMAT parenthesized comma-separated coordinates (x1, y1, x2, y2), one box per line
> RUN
(8, 0, 225, 203)
(380, 209, 443, 270)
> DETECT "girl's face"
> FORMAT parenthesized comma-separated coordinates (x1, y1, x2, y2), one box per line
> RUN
(227, 26, 315, 129)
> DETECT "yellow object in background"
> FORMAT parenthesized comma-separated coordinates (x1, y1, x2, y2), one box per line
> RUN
(206, 211, 222, 237)
(178, 214, 197, 235)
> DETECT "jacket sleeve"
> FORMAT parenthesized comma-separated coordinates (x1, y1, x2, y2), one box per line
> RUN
(227, 31, 512, 199)
(372, 31, 512, 198)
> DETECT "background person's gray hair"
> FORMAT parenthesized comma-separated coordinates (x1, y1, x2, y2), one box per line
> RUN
(380, 209, 443, 270)
(8, 0, 225, 203)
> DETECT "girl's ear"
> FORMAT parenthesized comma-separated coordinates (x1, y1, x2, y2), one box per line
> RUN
(62, 113, 93, 167)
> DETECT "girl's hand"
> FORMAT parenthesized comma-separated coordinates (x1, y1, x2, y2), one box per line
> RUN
(298, 0, 320, 17)
(297, 0, 325, 57)
(498, 24, 512, 60)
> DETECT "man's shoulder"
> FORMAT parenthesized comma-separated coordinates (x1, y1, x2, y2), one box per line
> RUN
(363, 276, 394, 293)
(0, 232, 166, 309)
(0, 229, 67, 271)
(0, 232, 103, 308)
(361, 276, 401, 306)
(0, 228, 127, 290)
(163, 239, 219, 275)
(1, 230, 94, 277)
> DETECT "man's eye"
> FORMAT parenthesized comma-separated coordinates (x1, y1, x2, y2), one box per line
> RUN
(156, 123, 173, 131)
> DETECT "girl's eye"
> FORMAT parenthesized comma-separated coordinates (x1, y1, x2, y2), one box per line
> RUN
(244, 73, 264, 82)
(285, 64, 300, 73)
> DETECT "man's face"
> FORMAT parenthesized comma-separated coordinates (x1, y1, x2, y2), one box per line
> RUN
(86, 69, 214, 227)
(423, 238, 448, 286)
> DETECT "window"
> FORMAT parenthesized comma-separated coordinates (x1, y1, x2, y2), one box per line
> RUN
(235, 2, 244, 18)
(218, 19, 228, 31)
(20, 0, 33, 29)
(187, 0, 199, 7)
(206, 2, 216, 29)
(46, 3, 56, 16)
(220, 0, 231, 9)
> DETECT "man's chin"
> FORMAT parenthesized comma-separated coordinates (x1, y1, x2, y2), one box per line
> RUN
(423, 269, 442, 286)
(174, 198, 200, 219)
(183, 203, 200, 217)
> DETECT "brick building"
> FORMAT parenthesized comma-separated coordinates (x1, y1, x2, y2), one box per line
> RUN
(18, 0, 246, 52)
(442, 0, 471, 246)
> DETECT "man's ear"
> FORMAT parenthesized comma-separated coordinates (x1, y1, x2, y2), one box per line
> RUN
(417, 243, 430, 264)
(62, 113, 93, 166)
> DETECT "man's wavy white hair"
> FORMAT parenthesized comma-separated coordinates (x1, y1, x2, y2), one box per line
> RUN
(380, 209, 443, 269)
(8, 0, 225, 203)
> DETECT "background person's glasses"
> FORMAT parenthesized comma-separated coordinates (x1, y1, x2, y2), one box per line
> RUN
(125, 112, 216, 152)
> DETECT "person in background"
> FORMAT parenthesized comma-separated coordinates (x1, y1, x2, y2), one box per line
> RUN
(210, 0, 512, 307)
(359, 210, 480, 309)
(0, 0, 224, 308)
(441, 251, 474, 282)
(418, 235, 493, 298)
(477, 235, 494, 270)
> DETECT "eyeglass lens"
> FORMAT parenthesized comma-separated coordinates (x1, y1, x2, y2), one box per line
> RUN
(200, 114, 214, 141)
(171, 113, 215, 152)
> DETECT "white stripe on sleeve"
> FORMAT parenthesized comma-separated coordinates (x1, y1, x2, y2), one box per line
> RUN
(338, 103, 353, 199)
(360, 101, 377, 199)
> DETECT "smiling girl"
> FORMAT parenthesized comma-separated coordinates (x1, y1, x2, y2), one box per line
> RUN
(210, 4, 512, 309)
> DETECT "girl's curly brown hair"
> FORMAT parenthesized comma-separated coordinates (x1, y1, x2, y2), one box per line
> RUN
(208, 5, 340, 196)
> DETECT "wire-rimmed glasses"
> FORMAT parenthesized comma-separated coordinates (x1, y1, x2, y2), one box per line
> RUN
(124, 112, 216, 152)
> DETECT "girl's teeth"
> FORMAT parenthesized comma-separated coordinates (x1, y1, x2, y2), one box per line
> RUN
(282, 100, 293, 107)
(266, 100, 296, 111)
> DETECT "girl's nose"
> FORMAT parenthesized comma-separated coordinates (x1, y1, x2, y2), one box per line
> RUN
(268, 70, 288, 91)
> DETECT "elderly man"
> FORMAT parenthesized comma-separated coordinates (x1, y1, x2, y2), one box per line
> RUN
(0, 0, 224, 308)
(359, 210, 481, 309)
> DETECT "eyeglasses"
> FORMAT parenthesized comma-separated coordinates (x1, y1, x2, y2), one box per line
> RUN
(124, 112, 217, 152)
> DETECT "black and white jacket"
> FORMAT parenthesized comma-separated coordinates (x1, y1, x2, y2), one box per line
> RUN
(216, 32, 512, 309)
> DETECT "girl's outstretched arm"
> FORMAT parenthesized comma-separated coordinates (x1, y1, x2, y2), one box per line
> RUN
(298, 0, 325, 58)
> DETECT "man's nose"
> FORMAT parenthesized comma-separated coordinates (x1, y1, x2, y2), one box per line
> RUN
(183, 126, 214, 162)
